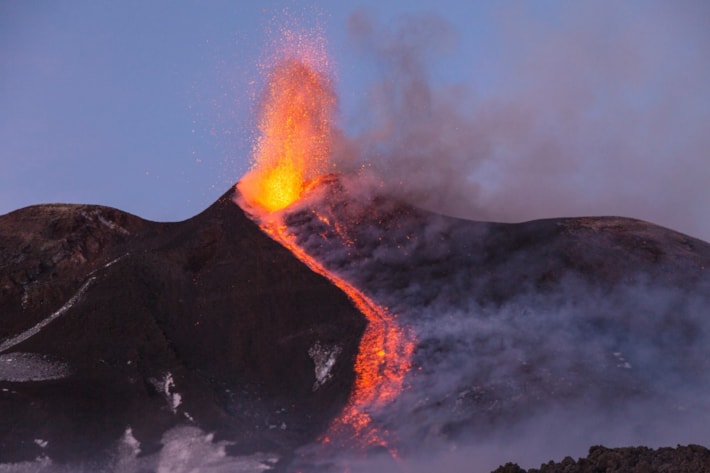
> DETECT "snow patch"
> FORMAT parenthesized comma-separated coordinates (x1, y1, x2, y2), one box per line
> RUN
(33, 439, 48, 449)
(20, 289, 29, 310)
(81, 209, 130, 236)
(101, 254, 128, 270)
(308, 342, 342, 391)
(0, 277, 95, 354)
(150, 372, 182, 413)
(0, 353, 70, 382)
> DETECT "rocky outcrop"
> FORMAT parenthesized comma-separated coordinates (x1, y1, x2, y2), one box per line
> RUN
(0, 188, 365, 465)
(493, 444, 710, 473)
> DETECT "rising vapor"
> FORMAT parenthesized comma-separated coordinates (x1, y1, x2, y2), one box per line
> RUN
(279, 174, 710, 472)
(339, 3, 710, 242)
(238, 6, 710, 469)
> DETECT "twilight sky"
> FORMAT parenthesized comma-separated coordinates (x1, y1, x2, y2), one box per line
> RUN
(2, 1, 709, 241)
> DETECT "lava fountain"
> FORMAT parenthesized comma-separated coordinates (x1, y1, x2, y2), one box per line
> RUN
(236, 31, 414, 452)
(238, 37, 335, 213)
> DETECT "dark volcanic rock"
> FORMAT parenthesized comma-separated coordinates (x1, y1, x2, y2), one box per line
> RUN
(2, 175, 710, 471)
(492, 444, 710, 473)
(0, 187, 365, 465)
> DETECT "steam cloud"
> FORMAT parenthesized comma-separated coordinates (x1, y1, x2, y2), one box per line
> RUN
(336, 3, 710, 243)
(281, 172, 710, 472)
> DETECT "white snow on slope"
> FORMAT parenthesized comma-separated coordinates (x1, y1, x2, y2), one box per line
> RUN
(0, 353, 70, 382)
(149, 372, 182, 413)
(80, 209, 130, 236)
(2, 253, 127, 355)
(98, 254, 128, 271)
(33, 439, 48, 449)
(308, 341, 342, 391)
(0, 277, 95, 354)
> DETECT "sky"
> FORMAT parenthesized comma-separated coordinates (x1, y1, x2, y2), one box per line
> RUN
(2, 1, 709, 241)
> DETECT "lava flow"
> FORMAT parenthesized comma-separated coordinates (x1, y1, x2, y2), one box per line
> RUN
(237, 32, 414, 451)
(257, 217, 414, 449)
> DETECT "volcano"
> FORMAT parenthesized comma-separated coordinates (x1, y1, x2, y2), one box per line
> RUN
(1, 178, 710, 472)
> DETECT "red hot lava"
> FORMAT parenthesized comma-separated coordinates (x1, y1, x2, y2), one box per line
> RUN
(236, 29, 415, 452)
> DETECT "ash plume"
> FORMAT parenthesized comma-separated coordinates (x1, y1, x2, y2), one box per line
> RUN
(338, 3, 710, 242)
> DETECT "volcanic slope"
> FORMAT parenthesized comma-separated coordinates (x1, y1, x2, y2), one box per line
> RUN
(0, 187, 365, 467)
(2, 178, 710, 472)
(281, 175, 710, 468)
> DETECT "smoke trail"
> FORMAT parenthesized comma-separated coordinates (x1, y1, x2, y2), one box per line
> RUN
(340, 3, 710, 242)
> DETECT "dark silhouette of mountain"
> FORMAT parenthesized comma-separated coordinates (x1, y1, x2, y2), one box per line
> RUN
(2, 178, 710, 472)
(0, 188, 365, 466)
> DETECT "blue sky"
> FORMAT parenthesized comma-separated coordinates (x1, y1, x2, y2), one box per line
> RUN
(2, 1, 709, 241)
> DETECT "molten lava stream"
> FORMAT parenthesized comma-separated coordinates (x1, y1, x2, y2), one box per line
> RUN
(259, 220, 415, 450)
(237, 36, 414, 453)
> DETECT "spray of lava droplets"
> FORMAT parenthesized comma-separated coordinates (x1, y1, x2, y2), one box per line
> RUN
(237, 28, 415, 452)
(239, 31, 335, 213)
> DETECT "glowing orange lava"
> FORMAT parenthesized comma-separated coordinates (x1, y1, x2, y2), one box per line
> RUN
(236, 30, 415, 452)
(259, 220, 415, 449)
(239, 41, 335, 212)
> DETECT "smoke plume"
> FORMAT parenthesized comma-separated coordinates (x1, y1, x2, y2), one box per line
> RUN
(277, 173, 710, 472)
(337, 3, 710, 242)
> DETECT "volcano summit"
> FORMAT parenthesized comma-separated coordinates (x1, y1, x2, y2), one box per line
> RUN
(1, 176, 709, 472)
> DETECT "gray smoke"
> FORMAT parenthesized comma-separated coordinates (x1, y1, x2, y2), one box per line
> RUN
(276, 172, 710, 471)
(336, 3, 710, 243)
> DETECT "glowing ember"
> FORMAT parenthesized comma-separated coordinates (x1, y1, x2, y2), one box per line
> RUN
(238, 34, 336, 212)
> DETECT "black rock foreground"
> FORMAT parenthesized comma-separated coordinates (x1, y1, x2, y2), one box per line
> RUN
(0, 188, 365, 466)
(493, 444, 710, 473)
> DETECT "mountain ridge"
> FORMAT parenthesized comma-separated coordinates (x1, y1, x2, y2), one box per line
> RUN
(0, 186, 365, 466)
(1, 182, 709, 471)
